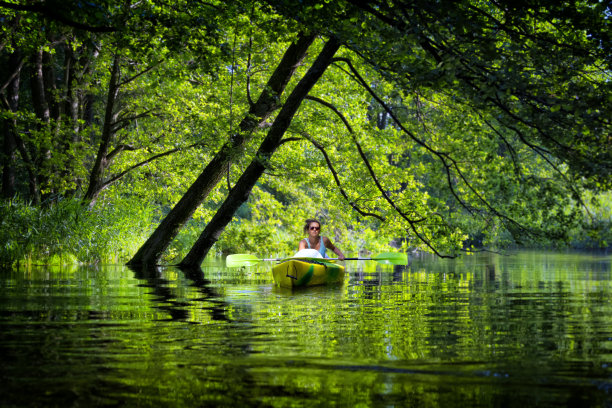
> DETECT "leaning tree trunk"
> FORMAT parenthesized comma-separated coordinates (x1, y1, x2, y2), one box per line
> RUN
(127, 33, 316, 267)
(178, 36, 341, 268)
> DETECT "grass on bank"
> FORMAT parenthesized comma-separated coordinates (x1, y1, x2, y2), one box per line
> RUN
(0, 197, 390, 267)
(0, 197, 155, 266)
(1, 191, 610, 267)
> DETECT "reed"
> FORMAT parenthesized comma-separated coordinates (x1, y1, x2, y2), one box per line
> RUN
(0, 197, 155, 266)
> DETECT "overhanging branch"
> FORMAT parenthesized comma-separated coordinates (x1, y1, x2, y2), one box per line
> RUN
(293, 130, 385, 222)
(304, 92, 455, 257)
(99, 143, 199, 192)
(333, 56, 543, 246)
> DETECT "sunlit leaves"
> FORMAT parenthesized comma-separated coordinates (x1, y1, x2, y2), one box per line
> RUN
(2, 0, 611, 262)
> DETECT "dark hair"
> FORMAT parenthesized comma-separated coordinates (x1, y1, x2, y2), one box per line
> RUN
(303, 218, 321, 234)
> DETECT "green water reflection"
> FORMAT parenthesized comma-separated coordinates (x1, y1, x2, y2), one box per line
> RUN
(0, 251, 611, 407)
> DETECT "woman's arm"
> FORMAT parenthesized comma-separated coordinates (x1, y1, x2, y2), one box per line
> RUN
(298, 239, 306, 251)
(324, 237, 345, 260)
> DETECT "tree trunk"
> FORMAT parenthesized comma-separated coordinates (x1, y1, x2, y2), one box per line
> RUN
(179, 36, 341, 268)
(30, 49, 51, 124)
(1, 49, 21, 198)
(127, 32, 316, 267)
(22, 48, 54, 204)
(1, 114, 16, 198)
(83, 53, 121, 204)
(62, 43, 80, 143)
(81, 46, 99, 133)
(4, 50, 39, 203)
(57, 42, 81, 194)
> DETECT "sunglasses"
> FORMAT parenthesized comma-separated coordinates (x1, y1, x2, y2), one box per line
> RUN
(309, 226, 320, 230)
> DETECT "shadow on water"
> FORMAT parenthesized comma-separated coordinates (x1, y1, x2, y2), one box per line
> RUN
(127, 264, 230, 323)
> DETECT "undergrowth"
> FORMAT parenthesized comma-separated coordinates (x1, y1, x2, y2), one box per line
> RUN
(0, 197, 155, 266)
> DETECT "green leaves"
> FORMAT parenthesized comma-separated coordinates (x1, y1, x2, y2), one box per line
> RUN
(2, 0, 610, 263)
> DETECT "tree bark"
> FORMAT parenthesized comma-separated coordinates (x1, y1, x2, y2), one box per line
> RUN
(3, 52, 39, 204)
(42, 47, 59, 123)
(178, 36, 341, 268)
(127, 32, 316, 267)
(1, 49, 21, 198)
(62, 42, 80, 143)
(21, 48, 54, 204)
(30, 48, 51, 124)
(0, 119, 16, 198)
(83, 53, 121, 204)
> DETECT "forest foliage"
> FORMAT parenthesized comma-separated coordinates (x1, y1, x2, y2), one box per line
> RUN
(0, 0, 610, 266)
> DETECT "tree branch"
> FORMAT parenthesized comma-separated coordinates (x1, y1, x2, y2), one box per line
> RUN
(303, 92, 457, 257)
(304, 95, 353, 131)
(0, 1, 116, 32)
(99, 144, 199, 192)
(118, 61, 162, 87)
(292, 130, 386, 221)
(0, 56, 24, 93)
(333, 56, 545, 248)
(106, 144, 136, 162)
(111, 109, 155, 132)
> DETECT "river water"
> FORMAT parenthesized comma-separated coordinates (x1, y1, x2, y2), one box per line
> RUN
(1, 251, 611, 407)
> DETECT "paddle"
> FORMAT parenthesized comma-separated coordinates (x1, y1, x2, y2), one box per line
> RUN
(226, 251, 407, 268)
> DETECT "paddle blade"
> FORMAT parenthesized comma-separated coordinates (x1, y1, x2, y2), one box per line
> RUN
(371, 252, 407, 265)
(226, 254, 261, 268)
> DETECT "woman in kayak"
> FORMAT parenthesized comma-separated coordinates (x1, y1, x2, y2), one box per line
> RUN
(298, 218, 345, 260)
